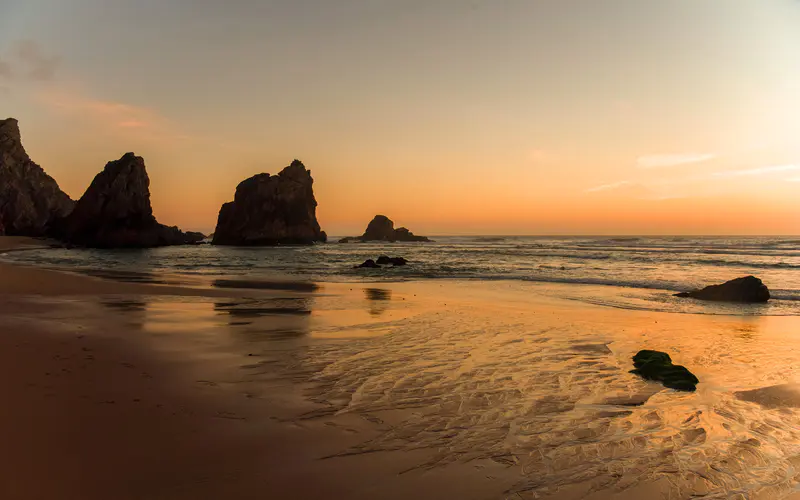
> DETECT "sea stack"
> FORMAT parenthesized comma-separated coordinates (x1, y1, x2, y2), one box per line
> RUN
(212, 160, 326, 245)
(59, 152, 202, 248)
(0, 118, 75, 236)
(339, 215, 430, 243)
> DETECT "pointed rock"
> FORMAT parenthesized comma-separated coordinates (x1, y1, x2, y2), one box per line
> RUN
(60, 153, 199, 248)
(0, 118, 74, 236)
(212, 160, 326, 245)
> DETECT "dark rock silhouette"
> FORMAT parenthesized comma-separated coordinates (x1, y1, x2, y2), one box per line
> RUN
(630, 350, 698, 392)
(184, 231, 207, 244)
(0, 118, 74, 236)
(339, 215, 430, 243)
(674, 276, 770, 303)
(59, 153, 198, 248)
(363, 215, 396, 240)
(355, 259, 381, 269)
(376, 255, 408, 266)
(212, 160, 326, 246)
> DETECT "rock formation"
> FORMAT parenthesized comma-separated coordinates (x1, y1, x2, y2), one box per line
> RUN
(0, 118, 74, 236)
(630, 350, 698, 392)
(59, 152, 199, 248)
(212, 160, 326, 246)
(376, 255, 407, 266)
(355, 259, 381, 269)
(354, 256, 409, 269)
(339, 215, 430, 243)
(184, 231, 207, 244)
(674, 276, 770, 303)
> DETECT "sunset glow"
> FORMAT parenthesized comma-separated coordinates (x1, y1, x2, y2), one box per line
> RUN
(1, 0, 798, 235)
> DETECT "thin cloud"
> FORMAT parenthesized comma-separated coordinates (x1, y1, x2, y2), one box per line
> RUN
(585, 181, 683, 200)
(585, 180, 634, 193)
(15, 41, 61, 81)
(711, 164, 800, 178)
(637, 153, 716, 169)
(585, 163, 798, 200)
(34, 88, 255, 151)
(35, 88, 194, 144)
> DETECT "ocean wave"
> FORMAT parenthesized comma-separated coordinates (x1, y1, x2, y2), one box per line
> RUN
(3, 241, 798, 305)
(693, 259, 800, 270)
(771, 292, 800, 302)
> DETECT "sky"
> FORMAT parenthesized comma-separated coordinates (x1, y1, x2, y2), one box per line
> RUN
(0, 0, 798, 236)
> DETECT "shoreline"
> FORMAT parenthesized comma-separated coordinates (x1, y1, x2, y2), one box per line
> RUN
(2, 237, 800, 498)
(2, 235, 798, 318)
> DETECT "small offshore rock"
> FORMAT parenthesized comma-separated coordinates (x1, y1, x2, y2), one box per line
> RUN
(339, 215, 429, 243)
(376, 255, 408, 266)
(355, 259, 381, 269)
(675, 276, 770, 303)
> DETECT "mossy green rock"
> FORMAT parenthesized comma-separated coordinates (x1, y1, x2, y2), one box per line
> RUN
(630, 349, 698, 392)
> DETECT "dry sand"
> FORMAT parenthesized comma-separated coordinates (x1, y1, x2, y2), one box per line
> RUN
(2, 236, 800, 499)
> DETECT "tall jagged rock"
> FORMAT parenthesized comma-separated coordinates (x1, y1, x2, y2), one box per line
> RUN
(0, 118, 74, 236)
(339, 215, 430, 243)
(60, 152, 202, 248)
(212, 160, 327, 246)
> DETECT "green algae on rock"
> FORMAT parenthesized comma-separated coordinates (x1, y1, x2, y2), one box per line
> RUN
(630, 350, 699, 392)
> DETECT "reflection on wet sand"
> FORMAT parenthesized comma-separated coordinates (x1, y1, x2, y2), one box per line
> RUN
(214, 299, 313, 317)
(364, 288, 392, 317)
(100, 298, 148, 313)
(20, 280, 800, 499)
(81, 269, 176, 285)
(212, 279, 319, 292)
(214, 298, 314, 340)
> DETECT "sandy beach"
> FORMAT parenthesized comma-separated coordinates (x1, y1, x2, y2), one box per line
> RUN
(3, 1, 798, 497)
(2, 237, 800, 499)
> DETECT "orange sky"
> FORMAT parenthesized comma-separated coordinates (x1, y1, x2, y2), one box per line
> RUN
(1, 0, 799, 235)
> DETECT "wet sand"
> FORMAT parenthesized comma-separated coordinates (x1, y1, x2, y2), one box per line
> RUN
(3, 237, 800, 499)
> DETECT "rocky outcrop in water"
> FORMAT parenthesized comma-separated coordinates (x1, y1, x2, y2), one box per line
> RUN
(376, 255, 407, 266)
(59, 153, 198, 248)
(354, 256, 409, 269)
(0, 118, 74, 236)
(184, 231, 207, 244)
(212, 160, 326, 246)
(355, 259, 381, 269)
(674, 276, 770, 303)
(630, 350, 698, 392)
(339, 215, 430, 243)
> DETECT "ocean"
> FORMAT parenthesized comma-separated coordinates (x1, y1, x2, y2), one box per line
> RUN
(4, 235, 799, 316)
